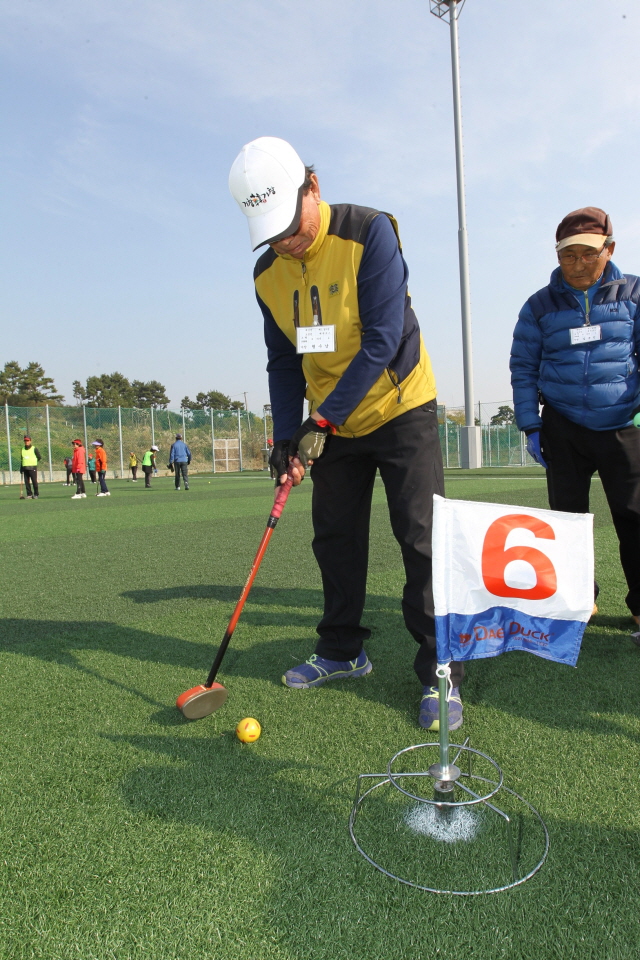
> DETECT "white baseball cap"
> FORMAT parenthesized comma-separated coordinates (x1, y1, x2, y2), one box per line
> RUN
(229, 137, 306, 251)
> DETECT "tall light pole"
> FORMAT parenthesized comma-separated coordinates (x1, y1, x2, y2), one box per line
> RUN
(430, 0, 481, 468)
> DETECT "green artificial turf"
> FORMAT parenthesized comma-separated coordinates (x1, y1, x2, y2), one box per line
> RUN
(1, 472, 639, 960)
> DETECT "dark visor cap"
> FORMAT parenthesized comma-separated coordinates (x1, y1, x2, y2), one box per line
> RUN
(556, 207, 613, 251)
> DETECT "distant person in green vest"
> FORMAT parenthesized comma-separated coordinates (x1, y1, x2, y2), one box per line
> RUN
(70, 439, 87, 500)
(88, 452, 97, 484)
(129, 451, 139, 481)
(142, 446, 159, 488)
(20, 437, 42, 499)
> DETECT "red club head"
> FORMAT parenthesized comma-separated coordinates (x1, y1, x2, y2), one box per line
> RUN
(176, 682, 228, 719)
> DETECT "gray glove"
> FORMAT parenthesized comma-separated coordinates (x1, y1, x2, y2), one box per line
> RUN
(290, 417, 334, 467)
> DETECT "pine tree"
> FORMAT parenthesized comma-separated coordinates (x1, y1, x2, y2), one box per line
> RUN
(0, 361, 63, 405)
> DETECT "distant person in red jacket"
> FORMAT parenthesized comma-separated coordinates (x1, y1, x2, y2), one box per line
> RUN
(92, 439, 110, 497)
(70, 439, 87, 499)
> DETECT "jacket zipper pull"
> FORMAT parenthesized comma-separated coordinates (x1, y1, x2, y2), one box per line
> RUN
(388, 367, 402, 404)
(584, 290, 591, 326)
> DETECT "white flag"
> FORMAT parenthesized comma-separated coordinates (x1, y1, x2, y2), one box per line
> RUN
(432, 495, 594, 666)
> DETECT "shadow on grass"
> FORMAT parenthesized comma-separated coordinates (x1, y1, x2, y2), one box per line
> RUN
(462, 619, 640, 746)
(120, 582, 399, 611)
(118, 585, 640, 736)
(104, 728, 640, 956)
(2, 595, 639, 742)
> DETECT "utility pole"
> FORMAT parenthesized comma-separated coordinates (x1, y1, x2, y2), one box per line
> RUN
(5, 403, 13, 484)
(429, 0, 481, 468)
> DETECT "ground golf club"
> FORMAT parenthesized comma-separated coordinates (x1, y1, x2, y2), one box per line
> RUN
(176, 470, 294, 719)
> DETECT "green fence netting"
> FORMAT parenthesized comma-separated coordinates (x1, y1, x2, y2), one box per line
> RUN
(1, 405, 272, 477)
(1, 404, 539, 478)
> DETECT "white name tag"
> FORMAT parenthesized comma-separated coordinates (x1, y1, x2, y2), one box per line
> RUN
(570, 325, 601, 345)
(296, 325, 336, 354)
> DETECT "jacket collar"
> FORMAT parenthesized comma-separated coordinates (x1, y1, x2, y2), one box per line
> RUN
(277, 201, 331, 264)
(549, 260, 625, 293)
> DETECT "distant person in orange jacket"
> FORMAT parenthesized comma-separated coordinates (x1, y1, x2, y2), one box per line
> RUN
(92, 439, 110, 497)
(70, 439, 87, 499)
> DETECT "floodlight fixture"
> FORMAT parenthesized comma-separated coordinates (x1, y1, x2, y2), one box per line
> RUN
(429, 0, 466, 20)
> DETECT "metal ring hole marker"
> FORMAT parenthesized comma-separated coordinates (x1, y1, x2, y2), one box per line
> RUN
(349, 663, 549, 895)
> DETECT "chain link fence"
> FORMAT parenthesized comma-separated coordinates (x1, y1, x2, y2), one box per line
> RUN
(437, 402, 539, 469)
(1, 404, 272, 483)
(1, 401, 539, 483)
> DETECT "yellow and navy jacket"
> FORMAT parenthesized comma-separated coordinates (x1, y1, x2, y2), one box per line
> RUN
(254, 201, 436, 440)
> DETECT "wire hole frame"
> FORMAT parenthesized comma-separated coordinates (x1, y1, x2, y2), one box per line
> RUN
(350, 743, 550, 895)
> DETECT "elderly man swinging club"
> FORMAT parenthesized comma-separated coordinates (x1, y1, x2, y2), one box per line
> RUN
(229, 136, 463, 730)
(511, 207, 640, 628)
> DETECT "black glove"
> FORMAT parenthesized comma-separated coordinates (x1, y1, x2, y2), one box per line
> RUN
(269, 440, 290, 479)
(290, 417, 334, 467)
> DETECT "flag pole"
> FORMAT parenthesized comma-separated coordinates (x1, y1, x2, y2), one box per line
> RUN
(431, 663, 457, 805)
(438, 667, 450, 772)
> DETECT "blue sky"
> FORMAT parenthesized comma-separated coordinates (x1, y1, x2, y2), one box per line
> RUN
(1, 0, 638, 413)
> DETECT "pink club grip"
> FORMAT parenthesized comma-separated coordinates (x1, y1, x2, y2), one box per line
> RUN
(270, 471, 294, 520)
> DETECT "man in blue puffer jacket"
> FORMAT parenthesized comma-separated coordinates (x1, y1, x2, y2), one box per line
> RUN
(510, 207, 640, 626)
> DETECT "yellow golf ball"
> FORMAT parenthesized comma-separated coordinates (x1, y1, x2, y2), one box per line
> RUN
(236, 717, 261, 743)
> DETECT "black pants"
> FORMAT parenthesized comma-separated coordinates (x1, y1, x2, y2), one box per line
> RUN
(66, 467, 73, 484)
(143, 465, 153, 487)
(174, 462, 189, 488)
(131, 466, 138, 480)
(23, 468, 39, 496)
(74, 472, 85, 494)
(541, 403, 640, 615)
(310, 400, 463, 688)
(89, 470, 96, 483)
(98, 470, 109, 493)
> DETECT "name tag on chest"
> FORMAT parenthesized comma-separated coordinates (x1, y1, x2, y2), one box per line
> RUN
(570, 325, 601, 345)
(296, 326, 336, 354)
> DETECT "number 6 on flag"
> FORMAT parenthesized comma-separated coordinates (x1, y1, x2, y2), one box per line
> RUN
(432, 495, 594, 667)
(482, 514, 557, 601)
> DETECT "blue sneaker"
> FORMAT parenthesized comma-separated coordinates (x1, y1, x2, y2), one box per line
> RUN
(419, 686, 463, 731)
(282, 651, 372, 689)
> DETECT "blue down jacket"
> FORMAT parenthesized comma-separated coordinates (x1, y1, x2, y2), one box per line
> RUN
(169, 439, 191, 464)
(510, 262, 640, 432)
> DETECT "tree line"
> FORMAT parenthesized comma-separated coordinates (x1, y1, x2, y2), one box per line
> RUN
(72, 373, 170, 408)
(3, 361, 517, 420)
(1, 361, 245, 412)
(180, 391, 245, 412)
(0, 361, 64, 406)
(444, 405, 515, 426)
